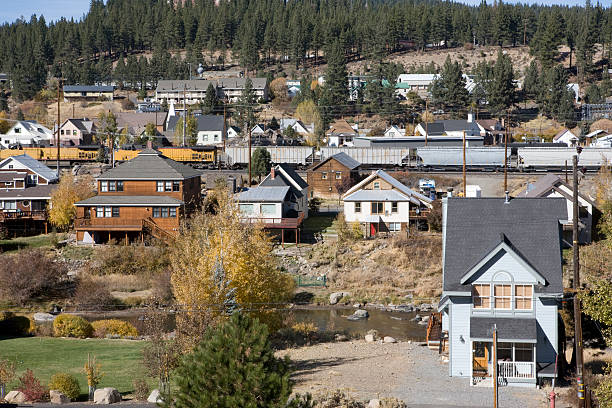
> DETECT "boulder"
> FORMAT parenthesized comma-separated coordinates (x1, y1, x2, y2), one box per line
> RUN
(419, 303, 433, 312)
(147, 389, 162, 404)
(94, 387, 121, 404)
(421, 315, 430, 322)
(33, 312, 56, 322)
(334, 334, 349, 342)
(353, 309, 369, 318)
(418, 320, 428, 325)
(368, 399, 381, 408)
(365, 334, 376, 343)
(383, 336, 397, 343)
(329, 292, 350, 305)
(50, 390, 71, 404)
(5, 391, 26, 404)
(411, 315, 422, 322)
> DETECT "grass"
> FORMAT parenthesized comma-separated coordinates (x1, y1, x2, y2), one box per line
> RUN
(0, 337, 147, 396)
(303, 215, 336, 234)
(0, 233, 67, 253)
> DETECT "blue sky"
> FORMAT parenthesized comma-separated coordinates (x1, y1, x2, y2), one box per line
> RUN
(1, 0, 596, 25)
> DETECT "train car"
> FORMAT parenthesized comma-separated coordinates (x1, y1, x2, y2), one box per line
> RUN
(223, 146, 315, 166)
(319, 147, 412, 167)
(416, 147, 509, 170)
(0, 147, 99, 162)
(518, 147, 612, 171)
(158, 147, 216, 163)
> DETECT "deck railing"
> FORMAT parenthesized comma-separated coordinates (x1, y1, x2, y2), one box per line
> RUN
(241, 212, 305, 229)
(409, 209, 431, 218)
(0, 210, 47, 220)
(498, 361, 535, 379)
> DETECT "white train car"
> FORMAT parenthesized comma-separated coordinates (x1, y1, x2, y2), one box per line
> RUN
(319, 147, 411, 166)
(223, 146, 315, 166)
(518, 147, 612, 170)
(417, 147, 508, 169)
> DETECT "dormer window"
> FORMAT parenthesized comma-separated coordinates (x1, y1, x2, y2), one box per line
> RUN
(373, 181, 380, 190)
(514, 285, 533, 310)
(493, 284, 511, 309)
(472, 283, 533, 311)
(472, 284, 490, 308)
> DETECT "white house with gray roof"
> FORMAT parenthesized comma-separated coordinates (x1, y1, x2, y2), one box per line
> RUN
(342, 169, 432, 236)
(1, 121, 54, 147)
(155, 78, 268, 105)
(438, 197, 567, 387)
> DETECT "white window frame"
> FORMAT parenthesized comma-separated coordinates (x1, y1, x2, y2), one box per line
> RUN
(472, 284, 491, 309)
(100, 181, 108, 192)
(373, 181, 380, 190)
(156, 181, 164, 192)
(354, 202, 361, 213)
(493, 284, 512, 310)
(514, 284, 534, 311)
(391, 202, 398, 213)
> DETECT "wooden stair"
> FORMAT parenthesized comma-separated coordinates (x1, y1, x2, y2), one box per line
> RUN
(426, 312, 443, 351)
(142, 218, 177, 243)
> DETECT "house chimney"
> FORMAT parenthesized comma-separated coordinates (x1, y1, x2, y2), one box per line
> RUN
(147, 140, 153, 149)
(467, 112, 474, 123)
(270, 167, 275, 179)
(504, 190, 510, 203)
(447, 188, 453, 198)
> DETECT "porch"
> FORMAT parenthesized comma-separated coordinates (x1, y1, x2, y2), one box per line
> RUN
(471, 341, 537, 387)
(240, 212, 305, 245)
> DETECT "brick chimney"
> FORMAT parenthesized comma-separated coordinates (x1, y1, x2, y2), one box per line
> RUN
(270, 166, 275, 179)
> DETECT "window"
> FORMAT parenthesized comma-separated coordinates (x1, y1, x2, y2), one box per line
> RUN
(165, 181, 172, 192)
(240, 204, 254, 215)
(156, 181, 164, 192)
(514, 343, 534, 362)
(261, 204, 276, 216)
(335, 172, 342, 179)
(169, 207, 177, 217)
(497, 342, 513, 361)
(96, 207, 104, 217)
(153, 207, 160, 218)
(355, 202, 361, 213)
(472, 284, 491, 308)
(391, 202, 398, 213)
(73, 130, 77, 136)
(60, 130, 64, 135)
(153, 207, 176, 218)
(104, 207, 112, 218)
(514, 285, 533, 310)
(372, 202, 384, 214)
(389, 222, 401, 232)
(112, 207, 120, 217)
(494, 284, 511, 309)
(100, 181, 108, 192)
(321, 172, 327, 180)
(117, 181, 124, 192)
(373, 181, 380, 190)
(4, 201, 16, 210)
(14, 128, 20, 134)
(109, 181, 116, 192)
(173, 181, 180, 192)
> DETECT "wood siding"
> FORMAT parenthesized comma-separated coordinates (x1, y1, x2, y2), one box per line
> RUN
(97, 177, 201, 208)
(75, 206, 180, 231)
(307, 158, 358, 199)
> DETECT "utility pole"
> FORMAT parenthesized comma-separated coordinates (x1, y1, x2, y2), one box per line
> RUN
(221, 105, 226, 170)
(493, 325, 498, 408)
(56, 78, 61, 177)
(425, 99, 429, 145)
(248, 124, 252, 186)
(462, 130, 466, 196)
(504, 112, 509, 192)
(183, 84, 187, 147)
(573, 154, 585, 407)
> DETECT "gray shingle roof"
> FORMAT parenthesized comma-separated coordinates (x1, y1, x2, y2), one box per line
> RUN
(237, 186, 290, 202)
(63, 85, 114, 92)
(75, 195, 183, 206)
(470, 317, 537, 341)
(312, 152, 360, 171)
(97, 149, 201, 180)
(0, 154, 58, 182)
(519, 175, 596, 207)
(276, 164, 308, 189)
(0, 184, 56, 199)
(0, 172, 26, 182)
(443, 198, 566, 295)
(195, 115, 224, 132)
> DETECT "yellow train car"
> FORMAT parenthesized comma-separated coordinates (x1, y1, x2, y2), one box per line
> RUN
(0, 147, 99, 162)
(114, 149, 140, 162)
(159, 147, 216, 163)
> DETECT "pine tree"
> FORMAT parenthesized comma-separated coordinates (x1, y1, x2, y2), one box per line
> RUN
(202, 83, 219, 114)
(236, 78, 257, 135)
(251, 147, 271, 181)
(487, 49, 516, 117)
(539, 65, 576, 126)
(165, 313, 293, 408)
(523, 60, 540, 101)
(576, 0, 598, 82)
(430, 56, 469, 114)
(319, 41, 348, 124)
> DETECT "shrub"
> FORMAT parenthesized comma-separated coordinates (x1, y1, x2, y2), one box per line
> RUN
(0, 249, 67, 306)
(73, 277, 116, 311)
(92, 319, 138, 338)
(48, 373, 81, 400)
(17, 369, 48, 402)
(91, 244, 169, 278)
(53, 315, 93, 338)
(0, 312, 34, 336)
(132, 378, 149, 401)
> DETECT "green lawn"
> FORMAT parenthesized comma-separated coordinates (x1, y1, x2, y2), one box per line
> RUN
(0, 337, 146, 396)
(303, 215, 335, 234)
(0, 233, 67, 253)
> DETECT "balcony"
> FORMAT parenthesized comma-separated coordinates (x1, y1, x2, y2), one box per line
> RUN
(241, 212, 305, 229)
(498, 361, 535, 380)
(74, 218, 143, 231)
(409, 209, 431, 219)
(0, 210, 47, 221)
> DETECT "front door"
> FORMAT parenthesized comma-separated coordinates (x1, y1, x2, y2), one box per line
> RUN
(473, 342, 489, 375)
(370, 223, 378, 236)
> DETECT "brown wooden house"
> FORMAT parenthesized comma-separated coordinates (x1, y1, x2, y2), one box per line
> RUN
(0, 154, 59, 236)
(74, 148, 201, 244)
(306, 152, 360, 199)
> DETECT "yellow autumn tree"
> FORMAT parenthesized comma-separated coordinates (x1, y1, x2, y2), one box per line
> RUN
(169, 189, 294, 346)
(48, 175, 95, 230)
(295, 99, 323, 146)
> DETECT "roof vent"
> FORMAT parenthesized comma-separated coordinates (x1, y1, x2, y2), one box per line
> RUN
(504, 190, 510, 203)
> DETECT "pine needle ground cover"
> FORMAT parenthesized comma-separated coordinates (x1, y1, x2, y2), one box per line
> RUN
(0, 337, 145, 394)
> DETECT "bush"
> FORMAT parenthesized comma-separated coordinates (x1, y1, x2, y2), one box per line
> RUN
(92, 319, 138, 338)
(17, 369, 48, 402)
(48, 373, 81, 400)
(0, 312, 34, 337)
(53, 315, 93, 338)
(0, 249, 67, 306)
(132, 378, 149, 401)
(91, 244, 169, 277)
(73, 277, 116, 311)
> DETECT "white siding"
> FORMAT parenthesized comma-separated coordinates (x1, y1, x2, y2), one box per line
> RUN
(472, 250, 539, 284)
(344, 200, 410, 224)
(450, 297, 472, 377)
(535, 297, 558, 364)
(240, 202, 282, 219)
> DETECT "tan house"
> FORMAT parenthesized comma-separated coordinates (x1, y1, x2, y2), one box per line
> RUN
(307, 152, 360, 199)
(63, 85, 114, 101)
(326, 119, 357, 147)
(57, 118, 96, 146)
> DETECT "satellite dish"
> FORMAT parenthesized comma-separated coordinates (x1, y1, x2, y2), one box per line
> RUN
(197, 63, 204, 75)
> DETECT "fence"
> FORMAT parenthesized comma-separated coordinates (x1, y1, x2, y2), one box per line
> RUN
(294, 275, 327, 287)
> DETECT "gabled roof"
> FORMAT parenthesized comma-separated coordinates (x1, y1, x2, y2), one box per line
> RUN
(442, 198, 566, 295)
(195, 115, 224, 132)
(553, 128, 577, 141)
(275, 163, 308, 189)
(0, 184, 56, 199)
(63, 118, 95, 134)
(327, 119, 357, 135)
(7, 121, 54, 139)
(311, 152, 360, 171)
(417, 122, 445, 135)
(0, 154, 58, 182)
(237, 186, 290, 202)
(116, 112, 168, 130)
(519, 174, 596, 206)
(97, 149, 201, 180)
(342, 169, 432, 207)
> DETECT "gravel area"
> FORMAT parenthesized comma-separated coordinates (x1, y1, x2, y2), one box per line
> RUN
(279, 340, 561, 407)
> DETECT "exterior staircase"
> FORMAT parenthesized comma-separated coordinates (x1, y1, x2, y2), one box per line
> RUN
(426, 312, 446, 352)
(141, 217, 177, 243)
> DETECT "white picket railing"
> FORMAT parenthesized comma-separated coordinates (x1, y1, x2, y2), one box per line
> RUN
(498, 361, 535, 379)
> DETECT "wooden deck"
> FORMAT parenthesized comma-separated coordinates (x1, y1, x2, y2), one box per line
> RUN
(241, 212, 305, 229)
(74, 218, 143, 231)
(0, 210, 47, 221)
